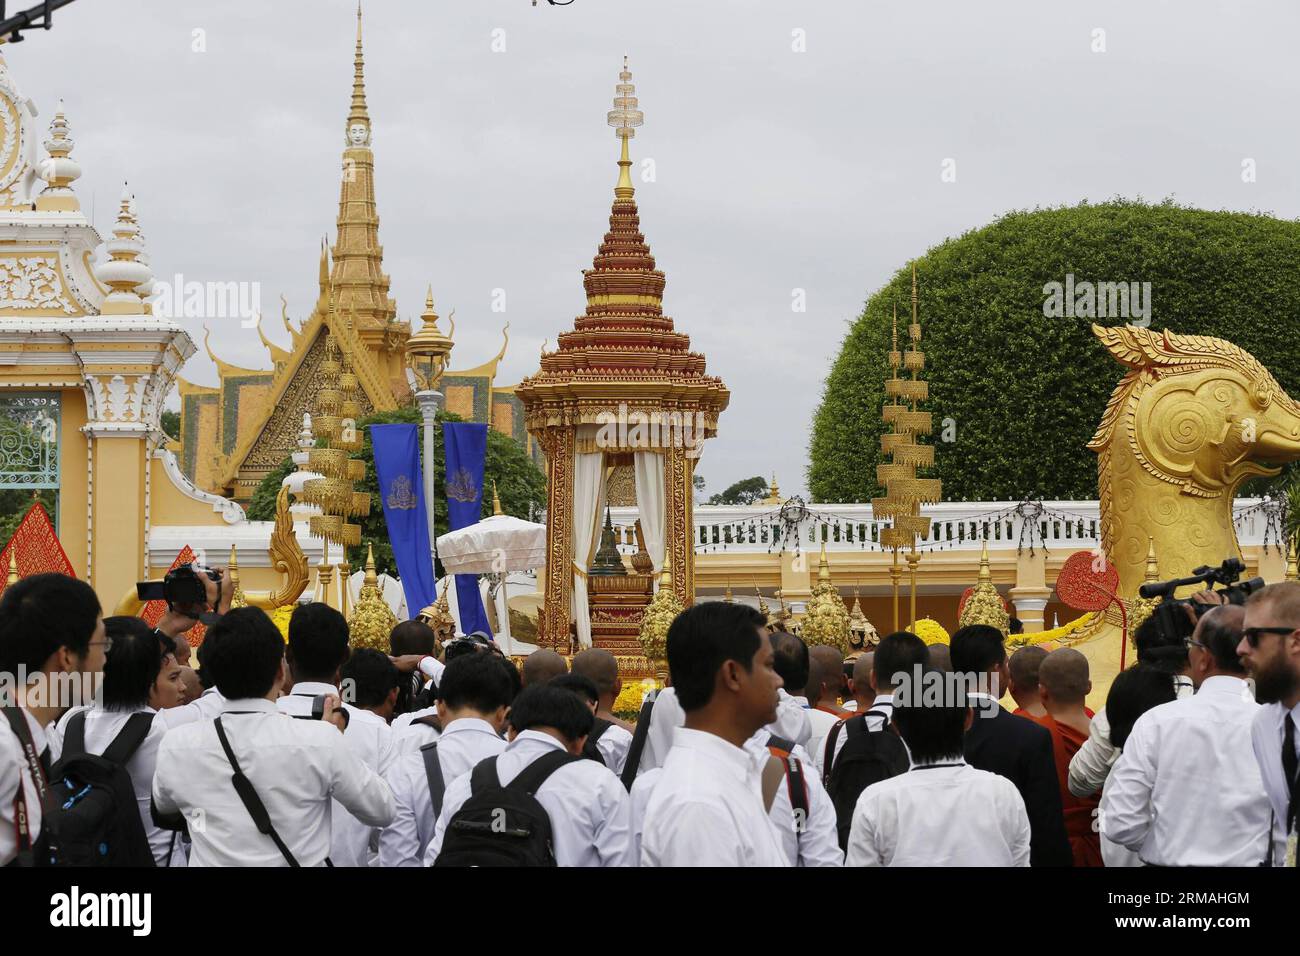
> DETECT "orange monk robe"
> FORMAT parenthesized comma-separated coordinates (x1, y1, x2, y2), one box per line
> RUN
(1030, 713, 1103, 867)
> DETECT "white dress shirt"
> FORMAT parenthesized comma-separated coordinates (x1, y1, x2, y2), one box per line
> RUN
(1102, 675, 1270, 866)
(846, 760, 1031, 866)
(771, 689, 812, 747)
(152, 697, 394, 867)
(425, 729, 632, 866)
(1069, 674, 1193, 799)
(640, 726, 790, 867)
(187, 686, 227, 720)
(380, 716, 506, 867)
(640, 686, 683, 773)
(798, 701, 843, 776)
(1249, 699, 1300, 866)
(0, 707, 47, 866)
(48, 704, 204, 867)
(276, 681, 393, 867)
(745, 733, 842, 866)
(593, 721, 633, 775)
(390, 705, 442, 755)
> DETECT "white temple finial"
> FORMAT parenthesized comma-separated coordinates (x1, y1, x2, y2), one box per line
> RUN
(94, 183, 153, 315)
(130, 194, 156, 315)
(36, 99, 82, 212)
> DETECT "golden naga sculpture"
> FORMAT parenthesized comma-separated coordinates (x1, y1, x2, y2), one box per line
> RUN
(802, 543, 851, 653)
(1075, 325, 1300, 699)
(348, 543, 398, 651)
(957, 540, 1009, 635)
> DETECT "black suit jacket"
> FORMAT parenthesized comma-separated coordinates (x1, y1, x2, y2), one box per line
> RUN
(963, 702, 1073, 867)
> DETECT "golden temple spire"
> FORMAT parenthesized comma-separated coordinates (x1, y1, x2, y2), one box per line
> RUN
(95, 184, 152, 315)
(36, 100, 81, 212)
(1144, 536, 1160, 583)
(608, 55, 642, 198)
(348, 2, 371, 144)
(492, 480, 503, 516)
(6, 549, 18, 587)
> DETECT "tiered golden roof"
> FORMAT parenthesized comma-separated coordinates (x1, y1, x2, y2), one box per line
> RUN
(515, 57, 729, 433)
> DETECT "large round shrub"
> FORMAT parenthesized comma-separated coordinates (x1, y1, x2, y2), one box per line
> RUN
(809, 200, 1300, 503)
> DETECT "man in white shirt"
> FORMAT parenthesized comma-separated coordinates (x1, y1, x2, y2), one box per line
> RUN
(153, 608, 393, 867)
(380, 652, 511, 866)
(425, 682, 632, 866)
(641, 601, 789, 867)
(825, 631, 928, 774)
(571, 648, 635, 774)
(0, 574, 108, 867)
(846, 666, 1030, 866)
(334, 647, 401, 865)
(804, 646, 847, 776)
(275, 602, 394, 867)
(1102, 605, 1271, 866)
(1239, 582, 1300, 866)
(769, 630, 812, 748)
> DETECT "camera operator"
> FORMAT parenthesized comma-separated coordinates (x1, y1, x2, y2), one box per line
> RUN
(144, 564, 234, 642)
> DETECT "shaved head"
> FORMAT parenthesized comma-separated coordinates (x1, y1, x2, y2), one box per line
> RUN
(808, 645, 843, 704)
(853, 652, 874, 686)
(571, 647, 619, 696)
(926, 643, 952, 672)
(522, 649, 569, 687)
(1008, 645, 1047, 690)
(1039, 647, 1090, 704)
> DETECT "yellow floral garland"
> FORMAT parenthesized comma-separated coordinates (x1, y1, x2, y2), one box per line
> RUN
(270, 604, 294, 641)
(1006, 612, 1095, 647)
(613, 677, 661, 720)
(911, 617, 950, 646)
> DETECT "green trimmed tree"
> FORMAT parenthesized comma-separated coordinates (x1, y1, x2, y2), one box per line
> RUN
(247, 406, 547, 576)
(810, 200, 1300, 503)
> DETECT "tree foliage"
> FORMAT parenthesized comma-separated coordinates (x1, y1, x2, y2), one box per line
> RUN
(708, 475, 769, 506)
(247, 405, 547, 577)
(809, 200, 1300, 503)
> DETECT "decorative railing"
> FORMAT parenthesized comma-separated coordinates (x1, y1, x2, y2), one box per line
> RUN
(603, 498, 1283, 557)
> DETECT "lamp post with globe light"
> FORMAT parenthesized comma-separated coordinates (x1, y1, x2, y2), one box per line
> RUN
(405, 289, 454, 572)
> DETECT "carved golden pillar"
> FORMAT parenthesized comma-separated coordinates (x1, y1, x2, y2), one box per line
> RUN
(664, 445, 694, 607)
(540, 429, 576, 649)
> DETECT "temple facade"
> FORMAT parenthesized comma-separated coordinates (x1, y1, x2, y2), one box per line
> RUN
(176, 8, 539, 503)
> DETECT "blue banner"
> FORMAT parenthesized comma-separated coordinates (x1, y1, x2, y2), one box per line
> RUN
(370, 424, 437, 620)
(443, 422, 493, 637)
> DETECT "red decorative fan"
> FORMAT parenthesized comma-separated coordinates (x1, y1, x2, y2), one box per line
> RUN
(1056, 550, 1119, 612)
(0, 503, 76, 597)
(140, 545, 207, 647)
(957, 585, 1011, 621)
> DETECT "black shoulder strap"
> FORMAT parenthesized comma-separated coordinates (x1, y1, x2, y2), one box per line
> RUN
(766, 733, 795, 754)
(783, 753, 809, 822)
(62, 709, 88, 760)
(101, 712, 154, 766)
(823, 718, 845, 779)
(865, 706, 890, 729)
(469, 755, 501, 797)
(508, 749, 581, 795)
(413, 715, 443, 733)
(420, 741, 446, 817)
(619, 696, 655, 792)
(213, 716, 300, 867)
(589, 717, 611, 745)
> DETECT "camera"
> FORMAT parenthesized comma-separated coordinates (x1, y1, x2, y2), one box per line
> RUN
(1137, 556, 1264, 611)
(136, 563, 221, 613)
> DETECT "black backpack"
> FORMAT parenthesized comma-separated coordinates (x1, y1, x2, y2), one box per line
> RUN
(39, 710, 156, 867)
(433, 750, 581, 867)
(823, 709, 909, 851)
(581, 718, 612, 765)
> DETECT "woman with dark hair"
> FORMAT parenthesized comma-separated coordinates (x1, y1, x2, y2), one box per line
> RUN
(48, 616, 204, 866)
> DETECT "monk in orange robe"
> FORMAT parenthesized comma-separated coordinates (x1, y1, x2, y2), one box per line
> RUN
(1032, 648, 1103, 867)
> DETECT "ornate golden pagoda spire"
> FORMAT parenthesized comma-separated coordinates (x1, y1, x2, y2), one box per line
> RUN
(803, 542, 851, 652)
(349, 542, 399, 650)
(36, 100, 81, 212)
(227, 545, 249, 609)
(491, 479, 503, 516)
(348, 3, 371, 143)
(958, 539, 1009, 634)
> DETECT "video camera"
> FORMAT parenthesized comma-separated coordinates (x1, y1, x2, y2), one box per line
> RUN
(1137, 556, 1264, 609)
(136, 563, 222, 622)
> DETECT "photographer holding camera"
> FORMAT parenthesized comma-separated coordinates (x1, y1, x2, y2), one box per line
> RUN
(138, 562, 234, 642)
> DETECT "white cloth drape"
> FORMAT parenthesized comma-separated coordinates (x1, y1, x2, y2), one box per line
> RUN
(571, 452, 606, 649)
(634, 451, 666, 588)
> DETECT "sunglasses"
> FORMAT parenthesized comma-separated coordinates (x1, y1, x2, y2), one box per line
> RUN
(1241, 626, 1297, 648)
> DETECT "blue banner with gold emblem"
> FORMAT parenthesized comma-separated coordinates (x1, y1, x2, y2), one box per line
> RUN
(370, 424, 437, 620)
(443, 421, 493, 637)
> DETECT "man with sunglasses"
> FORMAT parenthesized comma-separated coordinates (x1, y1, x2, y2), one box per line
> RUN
(1240, 582, 1300, 866)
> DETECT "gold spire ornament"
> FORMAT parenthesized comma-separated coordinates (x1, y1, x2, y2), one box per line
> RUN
(801, 543, 852, 653)
(957, 540, 1008, 634)
(6, 550, 18, 588)
(755, 581, 770, 618)
(406, 286, 454, 392)
(227, 545, 249, 609)
(874, 264, 941, 630)
(491, 480, 504, 517)
(417, 581, 458, 649)
(36, 100, 81, 212)
(1127, 537, 1163, 636)
(95, 185, 153, 315)
(639, 555, 683, 671)
(348, 543, 399, 650)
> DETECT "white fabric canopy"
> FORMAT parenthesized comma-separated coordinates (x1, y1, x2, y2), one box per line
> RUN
(571, 451, 606, 650)
(634, 451, 666, 588)
(435, 515, 547, 575)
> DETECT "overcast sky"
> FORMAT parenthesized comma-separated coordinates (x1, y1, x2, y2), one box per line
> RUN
(14, 0, 1300, 497)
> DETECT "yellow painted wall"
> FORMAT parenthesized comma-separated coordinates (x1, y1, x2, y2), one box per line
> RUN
(56, 387, 88, 578)
(89, 438, 147, 613)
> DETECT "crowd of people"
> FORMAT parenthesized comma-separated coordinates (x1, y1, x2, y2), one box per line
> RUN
(1, 569, 1298, 867)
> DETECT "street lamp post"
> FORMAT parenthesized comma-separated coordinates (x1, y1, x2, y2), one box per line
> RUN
(406, 288, 454, 583)
(415, 388, 440, 569)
